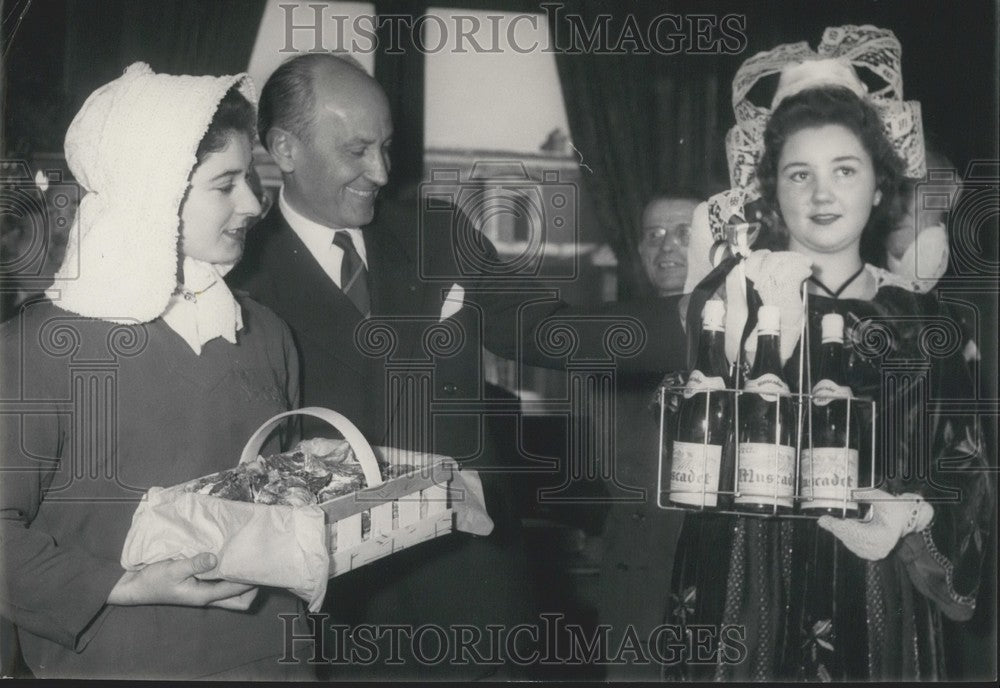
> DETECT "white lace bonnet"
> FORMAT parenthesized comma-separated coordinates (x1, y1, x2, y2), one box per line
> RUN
(47, 62, 256, 324)
(707, 24, 927, 239)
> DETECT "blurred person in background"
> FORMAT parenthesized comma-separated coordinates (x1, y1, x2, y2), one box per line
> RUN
(637, 195, 699, 297)
(593, 192, 700, 680)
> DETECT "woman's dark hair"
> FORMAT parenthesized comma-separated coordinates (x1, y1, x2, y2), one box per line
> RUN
(756, 86, 906, 264)
(195, 87, 256, 163)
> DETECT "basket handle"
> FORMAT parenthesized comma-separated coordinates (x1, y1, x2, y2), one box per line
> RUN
(239, 407, 383, 488)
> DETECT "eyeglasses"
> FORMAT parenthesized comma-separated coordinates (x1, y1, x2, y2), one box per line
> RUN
(641, 224, 691, 247)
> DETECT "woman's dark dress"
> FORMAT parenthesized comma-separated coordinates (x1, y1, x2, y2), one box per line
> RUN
(667, 272, 992, 681)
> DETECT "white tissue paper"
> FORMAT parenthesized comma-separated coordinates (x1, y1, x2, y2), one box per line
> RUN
(121, 488, 330, 612)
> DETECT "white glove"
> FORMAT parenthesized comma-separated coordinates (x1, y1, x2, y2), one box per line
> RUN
(744, 250, 813, 362)
(683, 201, 716, 295)
(817, 488, 934, 561)
(723, 262, 748, 364)
(723, 249, 813, 365)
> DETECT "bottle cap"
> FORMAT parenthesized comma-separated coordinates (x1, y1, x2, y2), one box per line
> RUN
(821, 313, 845, 343)
(757, 305, 780, 334)
(703, 299, 725, 331)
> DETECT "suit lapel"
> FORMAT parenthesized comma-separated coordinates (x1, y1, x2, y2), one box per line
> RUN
(264, 211, 369, 376)
(364, 211, 443, 362)
(363, 206, 453, 447)
(258, 206, 452, 424)
(365, 208, 423, 318)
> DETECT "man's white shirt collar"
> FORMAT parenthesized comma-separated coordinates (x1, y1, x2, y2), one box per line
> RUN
(279, 187, 368, 288)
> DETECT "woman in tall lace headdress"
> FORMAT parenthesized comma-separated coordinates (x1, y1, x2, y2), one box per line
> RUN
(668, 26, 992, 681)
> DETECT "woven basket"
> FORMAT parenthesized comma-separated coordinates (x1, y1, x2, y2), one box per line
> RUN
(241, 407, 456, 577)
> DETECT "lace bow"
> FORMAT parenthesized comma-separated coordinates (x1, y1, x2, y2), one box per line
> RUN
(723, 24, 926, 222)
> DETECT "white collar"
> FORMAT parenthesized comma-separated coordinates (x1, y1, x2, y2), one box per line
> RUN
(279, 187, 368, 268)
(160, 257, 243, 354)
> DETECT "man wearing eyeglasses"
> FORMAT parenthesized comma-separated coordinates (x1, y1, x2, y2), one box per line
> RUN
(595, 193, 700, 680)
(637, 196, 699, 297)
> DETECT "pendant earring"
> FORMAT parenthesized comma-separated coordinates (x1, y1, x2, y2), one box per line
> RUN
(873, 190, 883, 207)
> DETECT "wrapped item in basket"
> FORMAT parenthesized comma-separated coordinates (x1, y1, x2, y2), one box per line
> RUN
(123, 489, 330, 610)
(121, 408, 493, 612)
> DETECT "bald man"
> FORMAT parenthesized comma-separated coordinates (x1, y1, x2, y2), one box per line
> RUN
(229, 54, 690, 679)
(229, 54, 544, 680)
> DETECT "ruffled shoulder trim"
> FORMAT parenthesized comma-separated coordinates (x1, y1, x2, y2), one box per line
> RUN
(866, 263, 920, 292)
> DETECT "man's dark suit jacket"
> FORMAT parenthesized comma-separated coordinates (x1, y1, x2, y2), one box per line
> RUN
(230, 197, 686, 454)
(228, 197, 687, 678)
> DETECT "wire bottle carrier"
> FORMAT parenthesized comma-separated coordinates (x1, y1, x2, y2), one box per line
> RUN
(656, 286, 875, 520)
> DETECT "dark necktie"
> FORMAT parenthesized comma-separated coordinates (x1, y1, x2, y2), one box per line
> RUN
(333, 231, 370, 317)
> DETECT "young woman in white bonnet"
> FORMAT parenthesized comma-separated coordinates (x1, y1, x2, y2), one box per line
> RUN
(668, 26, 991, 681)
(0, 63, 310, 680)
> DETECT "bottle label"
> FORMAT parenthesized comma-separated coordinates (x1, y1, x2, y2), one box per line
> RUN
(683, 369, 727, 399)
(744, 373, 789, 402)
(735, 442, 796, 508)
(811, 379, 853, 407)
(800, 448, 859, 510)
(669, 441, 723, 507)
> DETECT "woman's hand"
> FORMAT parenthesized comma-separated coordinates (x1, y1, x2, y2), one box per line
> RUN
(817, 489, 934, 560)
(107, 552, 258, 610)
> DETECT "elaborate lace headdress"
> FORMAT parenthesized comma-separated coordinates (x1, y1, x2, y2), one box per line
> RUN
(708, 24, 926, 240)
(683, 26, 931, 368)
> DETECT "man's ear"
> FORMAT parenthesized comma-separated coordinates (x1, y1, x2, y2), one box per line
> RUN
(267, 128, 297, 174)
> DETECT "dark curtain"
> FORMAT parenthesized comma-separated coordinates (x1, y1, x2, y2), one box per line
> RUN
(59, 0, 267, 143)
(3, 0, 266, 155)
(118, 0, 266, 75)
(3, 0, 73, 154)
(549, 1, 735, 299)
(373, 0, 426, 200)
(3, 0, 268, 162)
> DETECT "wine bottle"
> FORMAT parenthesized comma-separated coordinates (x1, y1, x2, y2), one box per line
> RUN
(735, 305, 796, 514)
(669, 300, 733, 509)
(800, 313, 861, 516)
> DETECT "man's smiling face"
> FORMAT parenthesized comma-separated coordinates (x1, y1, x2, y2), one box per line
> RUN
(284, 66, 393, 229)
(638, 197, 698, 296)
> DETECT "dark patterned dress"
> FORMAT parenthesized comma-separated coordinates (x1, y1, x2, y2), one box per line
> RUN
(666, 272, 992, 681)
